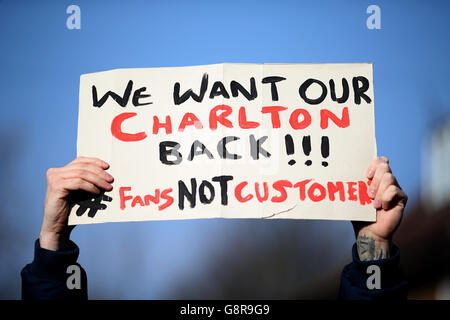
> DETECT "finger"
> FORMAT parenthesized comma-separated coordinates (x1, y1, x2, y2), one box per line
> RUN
(69, 156, 109, 169)
(60, 169, 113, 191)
(366, 156, 389, 179)
(380, 185, 407, 210)
(58, 178, 101, 195)
(368, 159, 391, 199)
(373, 172, 396, 209)
(64, 163, 113, 182)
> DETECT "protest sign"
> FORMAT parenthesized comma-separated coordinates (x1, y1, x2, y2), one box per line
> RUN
(69, 63, 377, 225)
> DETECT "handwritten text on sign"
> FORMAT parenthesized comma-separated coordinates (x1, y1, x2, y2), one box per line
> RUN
(69, 63, 377, 225)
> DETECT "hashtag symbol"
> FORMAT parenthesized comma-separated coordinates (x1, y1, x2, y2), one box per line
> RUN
(71, 192, 112, 218)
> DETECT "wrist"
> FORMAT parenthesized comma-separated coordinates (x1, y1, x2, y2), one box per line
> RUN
(355, 233, 392, 261)
(39, 230, 71, 251)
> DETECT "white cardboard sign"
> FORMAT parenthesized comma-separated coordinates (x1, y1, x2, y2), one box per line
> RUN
(69, 63, 377, 225)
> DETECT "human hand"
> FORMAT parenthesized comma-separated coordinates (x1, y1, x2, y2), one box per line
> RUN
(40, 157, 113, 251)
(352, 156, 408, 261)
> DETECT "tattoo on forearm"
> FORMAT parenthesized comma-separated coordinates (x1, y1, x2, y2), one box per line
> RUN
(356, 235, 390, 261)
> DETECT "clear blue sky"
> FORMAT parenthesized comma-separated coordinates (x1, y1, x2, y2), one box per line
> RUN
(0, 0, 449, 298)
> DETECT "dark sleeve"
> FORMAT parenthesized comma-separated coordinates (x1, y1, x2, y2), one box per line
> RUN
(21, 239, 88, 300)
(339, 243, 408, 300)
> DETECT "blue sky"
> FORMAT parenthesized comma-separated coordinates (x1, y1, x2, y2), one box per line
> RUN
(0, 0, 449, 298)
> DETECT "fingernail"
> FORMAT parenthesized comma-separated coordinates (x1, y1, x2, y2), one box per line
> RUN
(368, 189, 376, 197)
(367, 169, 374, 177)
(373, 199, 381, 208)
(106, 173, 114, 181)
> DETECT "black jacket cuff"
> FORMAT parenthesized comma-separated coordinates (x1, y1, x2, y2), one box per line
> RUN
(28, 238, 80, 282)
(339, 242, 408, 299)
(348, 242, 402, 289)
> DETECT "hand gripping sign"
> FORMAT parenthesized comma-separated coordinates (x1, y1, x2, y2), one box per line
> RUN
(69, 63, 377, 225)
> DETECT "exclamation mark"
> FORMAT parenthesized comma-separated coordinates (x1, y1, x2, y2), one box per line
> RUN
(321, 136, 329, 167)
(285, 134, 296, 165)
(302, 135, 312, 166)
